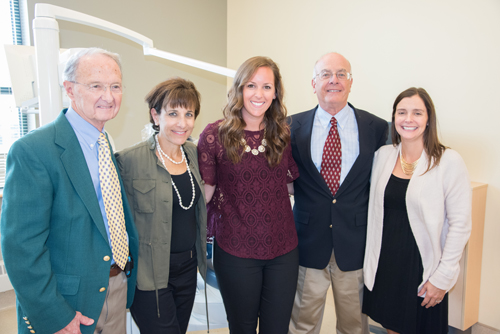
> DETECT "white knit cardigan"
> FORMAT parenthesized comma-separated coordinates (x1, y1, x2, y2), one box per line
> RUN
(363, 144, 472, 293)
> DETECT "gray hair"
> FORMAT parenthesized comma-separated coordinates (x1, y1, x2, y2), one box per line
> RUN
(63, 47, 122, 82)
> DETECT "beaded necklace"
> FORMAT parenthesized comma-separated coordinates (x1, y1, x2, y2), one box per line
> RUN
(155, 135, 195, 210)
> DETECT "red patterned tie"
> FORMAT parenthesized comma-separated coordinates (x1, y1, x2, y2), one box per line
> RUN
(321, 117, 342, 195)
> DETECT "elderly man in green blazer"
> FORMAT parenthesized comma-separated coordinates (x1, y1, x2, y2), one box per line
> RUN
(1, 48, 138, 334)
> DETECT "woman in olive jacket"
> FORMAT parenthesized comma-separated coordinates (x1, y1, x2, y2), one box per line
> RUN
(116, 78, 206, 334)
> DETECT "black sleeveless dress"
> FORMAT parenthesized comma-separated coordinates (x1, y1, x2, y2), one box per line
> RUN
(363, 174, 448, 334)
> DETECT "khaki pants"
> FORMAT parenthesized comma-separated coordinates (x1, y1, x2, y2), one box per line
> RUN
(94, 271, 128, 334)
(289, 251, 369, 334)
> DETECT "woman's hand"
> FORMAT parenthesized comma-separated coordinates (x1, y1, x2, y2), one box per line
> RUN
(418, 281, 446, 308)
(204, 184, 216, 203)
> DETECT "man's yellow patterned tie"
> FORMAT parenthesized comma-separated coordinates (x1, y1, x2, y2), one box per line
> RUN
(98, 133, 128, 270)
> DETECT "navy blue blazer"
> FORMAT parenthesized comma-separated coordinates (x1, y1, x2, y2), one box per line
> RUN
(290, 103, 388, 271)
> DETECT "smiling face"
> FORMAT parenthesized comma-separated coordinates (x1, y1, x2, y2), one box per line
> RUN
(64, 54, 122, 131)
(241, 66, 276, 126)
(394, 95, 429, 144)
(151, 104, 195, 150)
(312, 53, 353, 115)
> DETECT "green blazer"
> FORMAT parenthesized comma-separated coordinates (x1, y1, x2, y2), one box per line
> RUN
(0, 110, 139, 334)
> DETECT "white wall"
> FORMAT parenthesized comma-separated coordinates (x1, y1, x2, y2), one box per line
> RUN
(27, 0, 228, 150)
(228, 0, 500, 329)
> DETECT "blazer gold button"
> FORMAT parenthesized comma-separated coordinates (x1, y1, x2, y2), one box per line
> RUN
(332, 199, 337, 204)
(23, 317, 28, 320)
(330, 225, 332, 228)
(28, 326, 33, 329)
(99, 287, 106, 292)
(103, 256, 110, 261)
(25, 321, 30, 324)
(30, 330, 35, 333)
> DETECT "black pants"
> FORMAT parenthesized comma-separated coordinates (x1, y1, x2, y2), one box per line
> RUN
(130, 248, 197, 334)
(214, 241, 299, 334)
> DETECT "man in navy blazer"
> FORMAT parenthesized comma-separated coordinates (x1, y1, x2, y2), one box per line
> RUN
(288, 53, 388, 334)
(1, 48, 138, 334)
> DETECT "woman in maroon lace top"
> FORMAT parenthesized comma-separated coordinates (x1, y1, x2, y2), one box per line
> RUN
(198, 56, 299, 334)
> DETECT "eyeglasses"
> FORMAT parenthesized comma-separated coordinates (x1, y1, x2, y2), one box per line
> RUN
(71, 81, 123, 94)
(316, 70, 352, 81)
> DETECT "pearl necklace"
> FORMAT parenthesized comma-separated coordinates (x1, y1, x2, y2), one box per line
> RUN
(400, 148, 420, 176)
(155, 136, 195, 210)
(241, 129, 267, 156)
(155, 135, 185, 164)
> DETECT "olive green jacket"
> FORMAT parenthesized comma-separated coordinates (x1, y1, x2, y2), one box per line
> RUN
(115, 135, 207, 291)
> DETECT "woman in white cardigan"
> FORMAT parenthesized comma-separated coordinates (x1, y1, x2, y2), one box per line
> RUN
(362, 87, 471, 334)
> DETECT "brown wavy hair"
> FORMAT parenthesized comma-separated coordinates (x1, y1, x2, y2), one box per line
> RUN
(218, 56, 289, 167)
(391, 87, 446, 173)
(145, 77, 201, 133)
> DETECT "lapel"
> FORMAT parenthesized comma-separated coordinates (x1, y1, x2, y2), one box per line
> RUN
(108, 132, 121, 177)
(54, 110, 108, 241)
(294, 107, 332, 198)
(335, 103, 374, 198)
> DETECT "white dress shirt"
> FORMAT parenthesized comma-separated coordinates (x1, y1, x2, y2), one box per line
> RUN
(310, 104, 359, 185)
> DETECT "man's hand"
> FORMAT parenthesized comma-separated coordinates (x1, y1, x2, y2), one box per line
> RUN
(418, 281, 446, 309)
(54, 312, 94, 334)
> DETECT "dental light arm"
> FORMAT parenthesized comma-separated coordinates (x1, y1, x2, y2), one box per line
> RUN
(33, 3, 235, 125)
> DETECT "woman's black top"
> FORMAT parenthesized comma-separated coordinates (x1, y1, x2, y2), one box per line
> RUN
(170, 168, 201, 253)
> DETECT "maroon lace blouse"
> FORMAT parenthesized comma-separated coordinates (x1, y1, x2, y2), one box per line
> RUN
(198, 120, 299, 260)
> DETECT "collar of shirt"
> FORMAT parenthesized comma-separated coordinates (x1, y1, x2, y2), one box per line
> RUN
(311, 103, 359, 184)
(65, 107, 104, 150)
(315, 103, 352, 132)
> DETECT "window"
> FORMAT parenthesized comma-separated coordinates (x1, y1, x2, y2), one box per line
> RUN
(0, 0, 33, 188)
